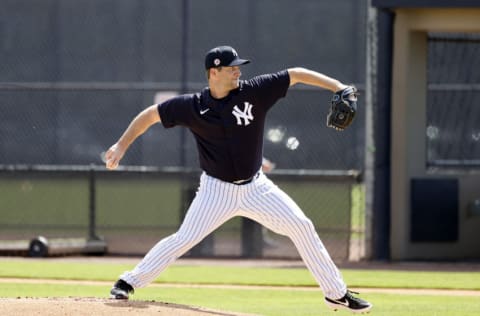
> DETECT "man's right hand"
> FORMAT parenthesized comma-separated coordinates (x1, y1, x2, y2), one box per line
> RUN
(105, 143, 125, 170)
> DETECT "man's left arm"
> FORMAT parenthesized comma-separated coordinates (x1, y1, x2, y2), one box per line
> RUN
(287, 67, 347, 92)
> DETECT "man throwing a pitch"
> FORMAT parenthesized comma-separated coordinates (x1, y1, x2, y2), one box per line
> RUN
(105, 45, 372, 313)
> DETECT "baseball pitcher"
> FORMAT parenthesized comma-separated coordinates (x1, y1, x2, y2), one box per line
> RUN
(105, 45, 370, 313)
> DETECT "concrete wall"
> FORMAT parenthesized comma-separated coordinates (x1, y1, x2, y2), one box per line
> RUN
(390, 8, 480, 259)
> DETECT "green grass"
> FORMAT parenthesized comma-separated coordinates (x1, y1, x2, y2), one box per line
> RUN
(143, 291, 480, 316)
(342, 269, 480, 290)
(1, 260, 479, 316)
(0, 282, 479, 316)
(1, 260, 479, 290)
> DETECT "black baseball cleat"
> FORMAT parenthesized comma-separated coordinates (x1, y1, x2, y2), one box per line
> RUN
(110, 279, 134, 300)
(325, 290, 372, 314)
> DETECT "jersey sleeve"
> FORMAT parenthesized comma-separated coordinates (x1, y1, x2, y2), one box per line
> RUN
(157, 94, 194, 128)
(247, 70, 290, 110)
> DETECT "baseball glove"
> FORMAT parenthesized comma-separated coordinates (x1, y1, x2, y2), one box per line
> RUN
(326, 86, 358, 131)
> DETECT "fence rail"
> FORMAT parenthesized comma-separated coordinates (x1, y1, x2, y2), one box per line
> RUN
(0, 164, 362, 180)
(0, 82, 365, 92)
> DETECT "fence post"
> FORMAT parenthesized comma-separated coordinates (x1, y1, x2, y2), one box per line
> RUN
(88, 164, 101, 241)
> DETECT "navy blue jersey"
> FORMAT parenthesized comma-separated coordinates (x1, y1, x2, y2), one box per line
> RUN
(158, 70, 290, 182)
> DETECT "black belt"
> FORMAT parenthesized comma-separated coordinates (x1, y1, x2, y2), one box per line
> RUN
(231, 172, 260, 185)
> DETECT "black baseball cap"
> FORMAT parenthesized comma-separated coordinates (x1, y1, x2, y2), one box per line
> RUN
(205, 46, 250, 70)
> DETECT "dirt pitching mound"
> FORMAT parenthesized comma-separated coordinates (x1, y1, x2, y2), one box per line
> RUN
(0, 297, 255, 316)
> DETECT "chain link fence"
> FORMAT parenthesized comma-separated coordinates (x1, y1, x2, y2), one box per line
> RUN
(0, 0, 367, 260)
(427, 32, 480, 168)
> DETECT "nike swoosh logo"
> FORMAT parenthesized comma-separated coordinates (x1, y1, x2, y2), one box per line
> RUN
(200, 108, 210, 115)
(335, 300, 349, 307)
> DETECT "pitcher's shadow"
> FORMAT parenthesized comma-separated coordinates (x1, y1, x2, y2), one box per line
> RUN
(104, 299, 250, 316)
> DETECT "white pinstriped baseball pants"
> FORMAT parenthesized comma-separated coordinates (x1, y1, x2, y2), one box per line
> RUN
(120, 171, 347, 299)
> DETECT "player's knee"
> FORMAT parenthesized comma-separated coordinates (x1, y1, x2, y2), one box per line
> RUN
(172, 231, 202, 250)
(292, 216, 315, 233)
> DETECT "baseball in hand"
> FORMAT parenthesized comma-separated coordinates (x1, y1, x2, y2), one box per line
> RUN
(100, 151, 107, 163)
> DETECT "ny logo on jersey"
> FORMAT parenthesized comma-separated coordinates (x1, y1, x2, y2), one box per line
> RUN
(232, 102, 254, 126)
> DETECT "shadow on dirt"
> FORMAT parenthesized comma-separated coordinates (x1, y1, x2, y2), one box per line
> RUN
(104, 299, 252, 315)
